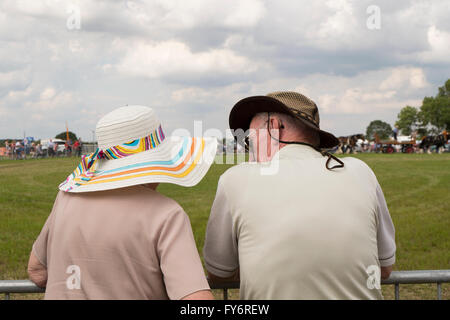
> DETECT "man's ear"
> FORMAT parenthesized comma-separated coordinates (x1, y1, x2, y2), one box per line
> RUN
(270, 116, 282, 130)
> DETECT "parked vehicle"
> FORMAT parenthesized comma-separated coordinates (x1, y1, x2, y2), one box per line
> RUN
(40, 139, 66, 155)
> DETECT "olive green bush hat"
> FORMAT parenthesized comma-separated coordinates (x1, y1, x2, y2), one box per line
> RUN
(229, 91, 339, 149)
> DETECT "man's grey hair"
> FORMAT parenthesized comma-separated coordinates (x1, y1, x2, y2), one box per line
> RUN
(253, 112, 320, 147)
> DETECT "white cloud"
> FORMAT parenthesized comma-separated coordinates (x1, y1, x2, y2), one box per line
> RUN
(379, 67, 428, 91)
(40, 87, 56, 100)
(317, 94, 336, 114)
(170, 66, 430, 117)
(7, 86, 33, 100)
(26, 89, 74, 112)
(7, 0, 60, 16)
(116, 40, 261, 78)
(223, 0, 266, 28)
(316, 0, 357, 39)
(3, 85, 60, 110)
(308, 67, 429, 115)
(0, 67, 31, 87)
(119, 0, 266, 31)
(171, 87, 210, 103)
(293, 85, 312, 98)
(419, 25, 450, 63)
(171, 82, 249, 104)
(0, 71, 20, 89)
(361, 91, 397, 101)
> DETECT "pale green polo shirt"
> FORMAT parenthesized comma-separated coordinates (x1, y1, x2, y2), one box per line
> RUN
(203, 144, 396, 299)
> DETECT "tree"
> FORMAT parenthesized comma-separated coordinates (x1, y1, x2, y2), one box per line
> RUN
(418, 79, 450, 133)
(366, 120, 392, 140)
(395, 106, 419, 136)
(419, 96, 450, 133)
(437, 79, 450, 97)
(55, 131, 78, 142)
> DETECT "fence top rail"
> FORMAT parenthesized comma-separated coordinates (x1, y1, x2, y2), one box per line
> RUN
(381, 269, 450, 284)
(0, 280, 45, 293)
(1, 270, 449, 294)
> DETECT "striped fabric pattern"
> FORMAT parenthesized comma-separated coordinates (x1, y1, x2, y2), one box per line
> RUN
(59, 136, 207, 192)
(102, 125, 165, 159)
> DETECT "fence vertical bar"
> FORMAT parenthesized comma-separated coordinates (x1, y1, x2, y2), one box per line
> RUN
(223, 289, 228, 300)
(437, 283, 442, 300)
(395, 283, 400, 300)
(5, 293, 10, 300)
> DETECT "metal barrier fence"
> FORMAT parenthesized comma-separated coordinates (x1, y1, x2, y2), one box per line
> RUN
(81, 143, 98, 155)
(1, 270, 449, 300)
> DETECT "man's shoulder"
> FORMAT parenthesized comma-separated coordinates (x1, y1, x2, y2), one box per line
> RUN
(220, 162, 258, 184)
(340, 156, 377, 181)
(341, 156, 372, 170)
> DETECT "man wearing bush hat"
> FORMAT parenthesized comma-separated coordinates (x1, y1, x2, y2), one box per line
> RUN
(204, 91, 396, 299)
(28, 105, 217, 300)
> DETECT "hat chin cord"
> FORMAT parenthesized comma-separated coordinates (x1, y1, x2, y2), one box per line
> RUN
(266, 112, 344, 171)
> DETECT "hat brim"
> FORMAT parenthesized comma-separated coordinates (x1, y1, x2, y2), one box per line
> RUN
(229, 96, 339, 149)
(59, 136, 217, 193)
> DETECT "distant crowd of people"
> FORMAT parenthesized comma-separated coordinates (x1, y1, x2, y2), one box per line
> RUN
(3, 138, 83, 160)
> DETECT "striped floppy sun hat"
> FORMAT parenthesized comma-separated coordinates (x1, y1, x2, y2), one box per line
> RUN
(59, 105, 217, 193)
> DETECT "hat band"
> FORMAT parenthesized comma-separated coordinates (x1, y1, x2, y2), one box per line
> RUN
(100, 125, 165, 160)
(59, 125, 166, 192)
(289, 108, 319, 128)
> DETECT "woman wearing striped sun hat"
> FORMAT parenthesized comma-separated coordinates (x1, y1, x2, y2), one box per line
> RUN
(27, 105, 217, 300)
(59, 105, 217, 192)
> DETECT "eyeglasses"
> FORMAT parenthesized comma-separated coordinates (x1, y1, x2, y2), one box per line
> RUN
(244, 135, 250, 151)
(243, 130, 259, 151)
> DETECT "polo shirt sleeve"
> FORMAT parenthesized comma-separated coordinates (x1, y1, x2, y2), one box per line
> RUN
(32, 215, 51, 267)
(203, 177, 239, 278)
(32, 191, 62, 267)
(157, 208, 210, 300)
(375, 183, 396, 267)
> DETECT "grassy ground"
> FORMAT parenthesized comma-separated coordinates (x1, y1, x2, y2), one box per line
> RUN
(0, 153, 449, 300)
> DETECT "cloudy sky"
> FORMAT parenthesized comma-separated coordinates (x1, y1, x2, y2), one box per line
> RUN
(1, 0, 449, 141)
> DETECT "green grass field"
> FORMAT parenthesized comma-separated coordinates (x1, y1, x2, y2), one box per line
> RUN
(0, 153, 449, 300)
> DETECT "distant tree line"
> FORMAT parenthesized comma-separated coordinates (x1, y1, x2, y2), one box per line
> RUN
(366, 79, 450, 140)
(395, 79, 449, 136)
